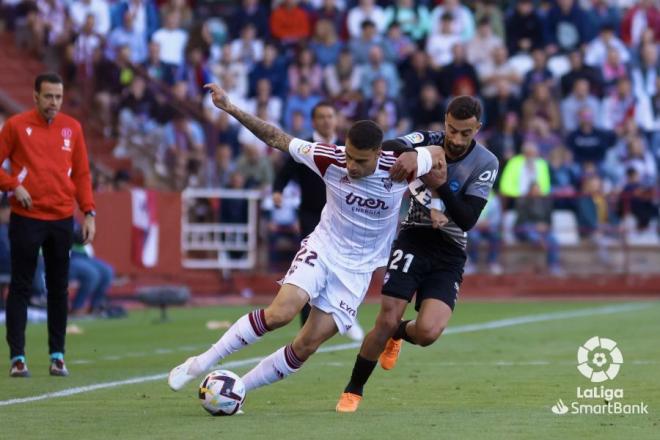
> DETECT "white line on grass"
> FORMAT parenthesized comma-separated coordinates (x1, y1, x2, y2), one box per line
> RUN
(0, 302, 650, 407)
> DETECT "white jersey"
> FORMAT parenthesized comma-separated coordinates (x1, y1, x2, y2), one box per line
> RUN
(288, 138, 431, 273)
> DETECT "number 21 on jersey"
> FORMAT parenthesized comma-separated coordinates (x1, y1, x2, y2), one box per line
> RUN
(389, 249, 414, 273)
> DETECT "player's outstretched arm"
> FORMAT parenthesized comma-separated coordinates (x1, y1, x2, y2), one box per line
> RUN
(204, 83, 292, 153)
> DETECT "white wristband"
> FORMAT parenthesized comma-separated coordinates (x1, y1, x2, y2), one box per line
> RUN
(415, 147, 433, 177)
(430, 198, 445, 211)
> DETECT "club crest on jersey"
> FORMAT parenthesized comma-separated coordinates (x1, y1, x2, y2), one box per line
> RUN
(61, 127, 73, 139)
(449, 180, 460, 192)
(381, 177, 393, 191)
(298, 143, 312, 155)
(404, 132, 424, 144)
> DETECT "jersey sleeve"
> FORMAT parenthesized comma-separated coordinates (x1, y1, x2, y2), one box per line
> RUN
(464, 156, 499, 200)
(288, 137, 339, 178)
(396, 130, 445, 149)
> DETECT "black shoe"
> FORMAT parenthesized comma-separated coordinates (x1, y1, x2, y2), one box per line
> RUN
(10, 360, 30, 377)
(49, 359, 69, 377)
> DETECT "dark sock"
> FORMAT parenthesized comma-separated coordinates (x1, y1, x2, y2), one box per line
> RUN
(393, 320, 416, 344)
(344, 355, 377, 396)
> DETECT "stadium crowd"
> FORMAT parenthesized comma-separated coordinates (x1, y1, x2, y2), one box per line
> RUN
(0, 0, 658, 273)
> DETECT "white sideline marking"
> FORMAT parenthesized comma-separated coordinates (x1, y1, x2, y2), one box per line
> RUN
(0, 303, 649, 407)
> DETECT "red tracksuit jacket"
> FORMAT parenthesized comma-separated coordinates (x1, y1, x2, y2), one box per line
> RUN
(0, 108, 95, 220)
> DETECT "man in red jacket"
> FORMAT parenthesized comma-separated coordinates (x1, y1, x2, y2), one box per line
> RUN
(0, 73, 96, 377)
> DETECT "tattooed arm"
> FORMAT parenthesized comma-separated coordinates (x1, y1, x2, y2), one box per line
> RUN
(204, 83, 293, 153)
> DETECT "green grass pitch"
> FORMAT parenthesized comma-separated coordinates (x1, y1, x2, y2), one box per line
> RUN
(1, 300, 658, 439)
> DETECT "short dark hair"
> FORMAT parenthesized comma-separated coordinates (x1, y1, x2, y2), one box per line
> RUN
(311, 101, 335, 118)
(35, 72, 63, 93)
(347, 120, 383, 150)
(446, 95, 482, 121)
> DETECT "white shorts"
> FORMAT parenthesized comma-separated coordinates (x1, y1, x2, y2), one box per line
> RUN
(280, 243, 371, 334)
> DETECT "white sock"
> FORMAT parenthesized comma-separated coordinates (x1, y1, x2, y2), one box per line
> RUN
(242, 345, 304, 392)
(189, 309, 270, 376)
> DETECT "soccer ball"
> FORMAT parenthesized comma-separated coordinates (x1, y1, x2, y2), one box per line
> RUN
(198, 369, 246, 416)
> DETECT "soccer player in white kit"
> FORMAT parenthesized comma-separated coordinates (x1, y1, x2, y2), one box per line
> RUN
(168, 83, 442, 399)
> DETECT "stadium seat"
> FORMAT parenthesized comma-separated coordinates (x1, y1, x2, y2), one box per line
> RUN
(551, 210, 580, 246)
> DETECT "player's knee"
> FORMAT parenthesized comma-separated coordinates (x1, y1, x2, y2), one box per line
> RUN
(375, 312, 400, 335)
(292, 337, 319, 361)
(264, 306, 295, 329)
(416, 324, 445, 347)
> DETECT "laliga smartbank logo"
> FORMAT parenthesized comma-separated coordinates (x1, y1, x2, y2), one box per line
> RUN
(551, 336, 648, 416)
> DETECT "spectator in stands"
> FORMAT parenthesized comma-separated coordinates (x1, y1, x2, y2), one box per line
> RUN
(73, 14, 103, 82)
(309, 19, 343, 68)
(426, 12, 461, 69)
(177, 48, 213, 104)
(587, 0, 621, 40)
(288, 47, 323, 96)
(159, 0, 193, 30)
(229, 23, 264, 70)
(585, 24, 630, 68)
(160, 110, 205, 189)
(604, 135, 657, 190)
(116, 76, 160, 159)
(522, 82, 561, 134)
(230, 0, 269, 40)
(487, 112, 522, 172)
(620, 0, 660, 47)
(575, 174, 609, 240)
(112, 0, 160, 40)
(383, 22, 416, 65)
(631, 43, 658, 99)
(412, 82, 445, 131)
(142, 41, 176, 85)
(561, 78, 602, 132)
(206, 144, 236, 189)
(384, 0, 431, 43)
(525, 117, 563, 158)
(347, 0, 386, 39)
(359, 77, 405, 133)
(69, 0, 111, 35)
(600, 48, 630, 97)
(521, 49, 554, 100)
(560, 49, 604, 98)
(478, 46, 522, 98)
(248, 42, 288, 99)
(514, 182, 562, 275)
(429, 0, 475, 42)
(219, 171, 249, 225)
(548, 145, 581, 204)
(236, 142, 274, 190)
(247, 78, 283, 127)
(151, 11, 189, 67)
(437, 43, 480, 98)
(400, 50, 435, 104)
(500, 141, 551, 197)
(284, 80, 322, 134)
(348, 20, 391, 65)
(68, 223, 114, 317)
(359, 46, 400, 100)
(566, 107, 615, 166)
(35, 0, 71, 63)
(270, 0, 311, 46)
(544, 0, 591, 55)
(618, 167, 658, 231)
(106, 9, 148, 64)
(466, 18, 503, 72)
(602, 77, 641, 134)
(311, 0, 346, 38)
(505, 0, 544, 56)
(466, 192, 503, 275)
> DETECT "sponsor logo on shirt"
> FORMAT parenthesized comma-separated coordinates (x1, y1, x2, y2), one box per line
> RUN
(345, 192, 389, 210)
(340, 175, 351, 185)
(339, 300, 356, 317)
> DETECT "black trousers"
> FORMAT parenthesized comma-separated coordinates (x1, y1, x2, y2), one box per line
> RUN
(5, 213, 73, 359)
(298, 209, 321, 327)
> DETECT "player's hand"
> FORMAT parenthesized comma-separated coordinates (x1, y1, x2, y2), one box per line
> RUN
(82, 215, 96, 244)
(272, 192, 283, 208)
(419, 162, 447, 189)
(204, 83, 232, 111)
(430, 209, 449, 229)
(390, 151, 417, 182)
(14, 185, 32, 209)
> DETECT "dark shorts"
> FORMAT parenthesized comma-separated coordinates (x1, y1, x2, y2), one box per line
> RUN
(381, 228, 466, 311)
